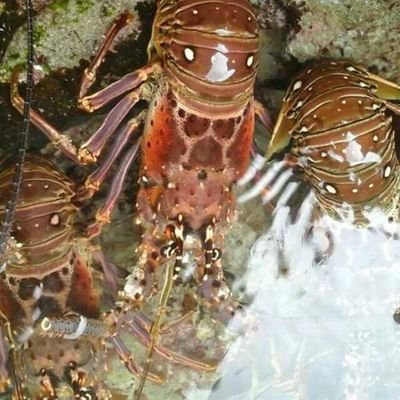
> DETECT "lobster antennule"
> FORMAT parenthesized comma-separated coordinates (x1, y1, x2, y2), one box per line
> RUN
(0, 1, 34, 398)
(0, 0, 34, 271)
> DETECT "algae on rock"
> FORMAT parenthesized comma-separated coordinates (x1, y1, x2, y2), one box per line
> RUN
(0, 0, 149, 83)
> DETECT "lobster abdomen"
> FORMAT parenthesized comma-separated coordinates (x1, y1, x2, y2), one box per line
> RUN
(0, 155, 99, 323)
(270, 61, 400, 222)
(153, 0, 259, 108)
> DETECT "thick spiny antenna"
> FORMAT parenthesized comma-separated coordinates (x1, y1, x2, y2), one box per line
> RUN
(0, 0, 34, 271)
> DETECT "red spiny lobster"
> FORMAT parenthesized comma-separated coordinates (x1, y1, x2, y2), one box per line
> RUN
(11, 1, 272, 397)
(241, 60, 400, 229)
(0, 154, 217, 399)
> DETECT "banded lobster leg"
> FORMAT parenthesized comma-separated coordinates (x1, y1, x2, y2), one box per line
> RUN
(9, 12, 159, 239)
(11, 69, 145, 239)
(0, 311, 24, 398)
(77, 11, 272, 148)
(40, 310, 218, 384)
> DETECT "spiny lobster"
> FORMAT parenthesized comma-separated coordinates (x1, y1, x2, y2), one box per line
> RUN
(11, 1, 272, 397)
(240, 60, 400, 228)
(0, 154, 217, 399)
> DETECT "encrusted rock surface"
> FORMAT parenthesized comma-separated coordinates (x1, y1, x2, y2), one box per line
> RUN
(282, 0, 400, 81)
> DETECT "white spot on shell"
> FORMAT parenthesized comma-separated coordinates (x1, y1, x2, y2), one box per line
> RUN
(343, 136, 381, 166)
(346, 65, 357, 72)
(193, 9, 198, 14)
(184, 47, 195, 62)
(324, 183, 337, 194)
(293, 80, 302, 91)
(206, 51, 235, 82)
(384, 165, 391, 178)
(295, 100, 303, 109)
(246, 55, 254, 67)
(369, 183, 374, 188)
(44, 184, 49, 189)
(321, 151, 327, 158)
(373, 135, 379, 142)
(341, 100, 347, 105)
(50, 213, 60, 226)
(349, 172, 358, 182)
(327, 150, 344, 163)
(352, 188, 358, 193)
(359, 81, 369, 88)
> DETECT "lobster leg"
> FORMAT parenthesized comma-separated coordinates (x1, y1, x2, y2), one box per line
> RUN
(80, 88, 146, 162)
(128, 313, 218, 372)
(77, 10, 161, 112)
(91, 248, 120, 296)
(77, 111, 145, 201)
(64, 361, 98, 400)
(109, 335, 165, 384)
(78, 12, 133, 100)
(79, 64, 160, 112)
(38, 369, 58, 400)
(197, 223, 239, 322)
(254, 100, 273, 134)
(10, 66, 81, 164)
(0, 311, 24, 399)
(11, 66, 148, 165)
(0, 325, 10, 393)
(85, 138, 142, 238)
(135, 217, 185, 399)
(132, 311, 195, 336)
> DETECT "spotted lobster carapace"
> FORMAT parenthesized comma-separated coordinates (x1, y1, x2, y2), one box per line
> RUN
(11, 0, 271, 396)
(241, 60, 400, 227)
(0, 154, 217, 399)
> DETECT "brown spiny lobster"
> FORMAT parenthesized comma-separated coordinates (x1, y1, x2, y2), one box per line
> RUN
(0, 154, 217, 399)
(240, 60, 400, 228)
(11, 1, 272, 397)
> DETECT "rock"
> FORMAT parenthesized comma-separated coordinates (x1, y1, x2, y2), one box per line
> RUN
(283, 0, 400, 81)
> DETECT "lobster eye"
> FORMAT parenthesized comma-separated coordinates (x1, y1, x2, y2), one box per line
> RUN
(183, 47, 195, 62)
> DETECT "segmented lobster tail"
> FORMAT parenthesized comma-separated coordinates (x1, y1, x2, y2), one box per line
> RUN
(267, 60, 400, 224)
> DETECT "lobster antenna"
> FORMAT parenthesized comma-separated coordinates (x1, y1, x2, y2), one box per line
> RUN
(0, 0, 34, 270)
